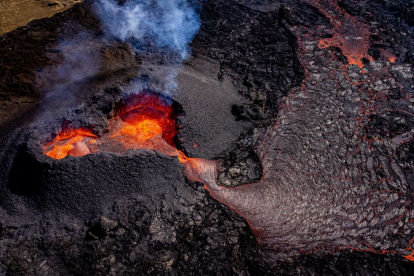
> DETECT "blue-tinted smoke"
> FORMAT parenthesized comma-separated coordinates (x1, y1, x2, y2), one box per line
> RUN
(94, 0, 201, 59)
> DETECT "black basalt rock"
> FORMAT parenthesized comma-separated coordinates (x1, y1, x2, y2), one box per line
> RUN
(1, 0, 414, 275)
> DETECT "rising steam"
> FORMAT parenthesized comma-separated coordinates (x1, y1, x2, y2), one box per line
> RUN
(36, 0, 201, 122)
(94, 0, 201, 59)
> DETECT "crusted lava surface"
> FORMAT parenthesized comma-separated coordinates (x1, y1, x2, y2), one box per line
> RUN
(1, 0, 414, 275)
(200, 0, 414, 260)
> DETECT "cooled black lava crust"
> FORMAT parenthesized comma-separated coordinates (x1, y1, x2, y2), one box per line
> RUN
(1, 0, 414, 275)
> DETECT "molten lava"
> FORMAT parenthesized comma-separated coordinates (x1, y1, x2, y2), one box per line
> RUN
(308, 0, 373, 68)
(44, 128, 97, 160)
(117, 92, 178, 146)
(43, 91, 212, 189)
(43, 92, 180, 160)
(41, 0, 414, 263)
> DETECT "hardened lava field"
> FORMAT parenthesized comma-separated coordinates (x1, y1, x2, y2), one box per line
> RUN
(1, 0, 414, 275)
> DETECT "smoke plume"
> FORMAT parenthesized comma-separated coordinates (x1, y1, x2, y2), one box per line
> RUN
(94, 0, 201, 59)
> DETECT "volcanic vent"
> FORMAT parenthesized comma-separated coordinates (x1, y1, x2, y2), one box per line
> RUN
(43, 91, 182, 160)
(1, 0, 414, 274)
(40, 89, 221, 188)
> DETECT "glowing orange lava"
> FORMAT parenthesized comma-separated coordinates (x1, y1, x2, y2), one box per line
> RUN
(44, 128, 97, 160)
(406, 251, 414, 261)
(309, 0, 373, 68)
(405, 237, 414, 261)
(117, 92, 178, 145)
(380, 49, 396, 63)
(43, 92, 180, 160)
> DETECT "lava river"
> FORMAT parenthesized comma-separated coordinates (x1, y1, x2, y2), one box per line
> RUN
(177, 0, 414, 260)
(43, 0, 414, 261)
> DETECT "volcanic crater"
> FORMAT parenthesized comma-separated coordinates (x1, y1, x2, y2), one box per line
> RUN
(1, 0, 414, 275)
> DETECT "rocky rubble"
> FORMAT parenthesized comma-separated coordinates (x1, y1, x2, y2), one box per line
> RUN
(1, 0, 414, 275)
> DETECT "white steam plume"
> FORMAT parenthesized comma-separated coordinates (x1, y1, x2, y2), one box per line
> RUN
(94, 0, 201, 60)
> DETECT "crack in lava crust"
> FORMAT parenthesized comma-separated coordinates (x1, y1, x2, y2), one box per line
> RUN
(185, 0, 414, 260)
(39, 1, 414, 261)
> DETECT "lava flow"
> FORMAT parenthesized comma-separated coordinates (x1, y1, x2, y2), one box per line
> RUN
(41, 0, 414, 262)
(306, 0, 373, 68)
(43, 91, 217, 195)
(173, 0, 414, 261)
(44, 127, 98, 160)
(44, 92, 183, 160)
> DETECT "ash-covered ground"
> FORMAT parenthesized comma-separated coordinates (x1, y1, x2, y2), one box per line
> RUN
(0, 0, 81, 36)
(1, 0, 414, 275)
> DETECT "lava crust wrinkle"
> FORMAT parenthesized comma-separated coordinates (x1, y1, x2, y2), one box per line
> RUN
(1, 0, 414, 274)
(185, 0, 414, 261)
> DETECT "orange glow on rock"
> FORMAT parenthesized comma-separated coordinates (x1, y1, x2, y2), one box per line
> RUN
(318, 36, 373, 69)
(405, 240, 414, 261)
(55, 128, 97, 141)
(311, 0, 373, 68)
(380, 49, 396, 63)
(406, 251, 414, 261)
(44, 128, 96, 159)
(46, 144, 75, 160)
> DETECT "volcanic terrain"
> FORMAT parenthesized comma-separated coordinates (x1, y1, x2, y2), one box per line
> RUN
(1, 0, 414, 275)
